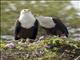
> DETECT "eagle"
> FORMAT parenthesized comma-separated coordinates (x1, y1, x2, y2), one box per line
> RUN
(36, 16, 68, 37)
(14, 9, 38, 43)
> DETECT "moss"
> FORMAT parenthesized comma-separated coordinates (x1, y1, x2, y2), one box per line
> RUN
(0, 37, 80, 60)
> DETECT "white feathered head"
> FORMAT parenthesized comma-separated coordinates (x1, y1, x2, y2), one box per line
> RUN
(20, 9, 31, 15)
(19, 9, 36, 28)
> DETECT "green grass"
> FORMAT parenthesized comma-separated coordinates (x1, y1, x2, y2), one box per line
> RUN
(1, 37, 80, 60)
(1, 1, 80, 59)
(1, 1, 80, 35)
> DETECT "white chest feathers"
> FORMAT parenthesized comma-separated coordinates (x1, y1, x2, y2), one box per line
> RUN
(19, 12, 35, 29)
(36, 16, 56, 28)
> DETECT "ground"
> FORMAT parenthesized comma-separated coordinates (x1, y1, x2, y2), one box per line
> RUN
(1, 37, 80, 60)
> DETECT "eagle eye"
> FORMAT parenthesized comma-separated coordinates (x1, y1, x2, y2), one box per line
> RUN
(24, 10, 26, 11)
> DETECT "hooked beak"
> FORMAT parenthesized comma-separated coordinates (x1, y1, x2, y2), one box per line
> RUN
(24, 9, 30, 12)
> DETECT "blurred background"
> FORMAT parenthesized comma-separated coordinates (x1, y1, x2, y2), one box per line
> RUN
(1, 0, 80, 41)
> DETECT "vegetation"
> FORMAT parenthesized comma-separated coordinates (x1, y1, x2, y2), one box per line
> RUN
(1, 37, 80, 60)
(1, 1, 80, 60)
(1, 1, 80, 35)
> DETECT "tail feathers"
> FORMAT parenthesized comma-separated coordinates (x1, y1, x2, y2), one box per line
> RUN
(60, 26, 69, 37)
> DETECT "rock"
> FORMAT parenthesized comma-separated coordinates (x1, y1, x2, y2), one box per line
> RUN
(5, 42, 15, 48)
(39, 36, 45, 40)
